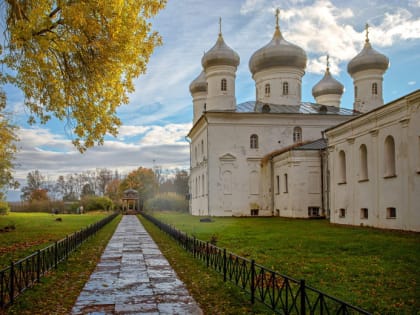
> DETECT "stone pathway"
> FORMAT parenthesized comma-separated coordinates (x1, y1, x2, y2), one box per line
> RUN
(72, 215, 202, 315)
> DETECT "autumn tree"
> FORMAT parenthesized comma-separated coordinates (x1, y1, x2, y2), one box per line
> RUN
(120, 167, 158, 201)
(0, 87, 19, 200)
(21, 170, 49, 201)
(96, 168, 113, 196)
(174, 169, 189, 196)
(0, 0, 166, 152)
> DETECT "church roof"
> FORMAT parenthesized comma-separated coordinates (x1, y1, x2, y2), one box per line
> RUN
(235, 101, 357, 115)
(294, 138, 327, 150)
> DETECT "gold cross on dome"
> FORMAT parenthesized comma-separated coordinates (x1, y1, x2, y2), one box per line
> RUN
(365, 23, 370, 42)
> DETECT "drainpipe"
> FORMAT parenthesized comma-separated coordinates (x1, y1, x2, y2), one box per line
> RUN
(204, 114, 210, 216)
(270, 155, 275, 215)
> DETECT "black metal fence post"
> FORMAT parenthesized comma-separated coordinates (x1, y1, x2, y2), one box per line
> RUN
(9, 262, 14, 305)
(251, 259, 255, 304)
(223, 248, 227, 282)
(36, 250, 40, 282)
(193, 237, 196, 258)
(300, 279, 306, 315)
(54, 241, 58, 269)
(206, 242, 209, 268)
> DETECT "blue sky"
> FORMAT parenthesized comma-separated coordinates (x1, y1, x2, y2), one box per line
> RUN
(5, 0, 420, 200)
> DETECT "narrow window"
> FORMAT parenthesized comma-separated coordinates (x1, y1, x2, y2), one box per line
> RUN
(338, 150, 346, 184)
(293, 126, 302, 143)
(360, 208, 368, 219)
(355, 86, 358, 99)
(202, 174, 205, 196)
(387, 207, 396, 219)
(372, 83, 378, 95)
(221, 78, 227, 91)
(265, 83, 271, 97)
(359, 144, 368, 181)
(339, 208, 346, 218)
(384, 135, 396, 177)
(201, 140, 204, 155)
(276, 175, 280, 194)
(195, 146, 198, 164)
(283, 82, 289, 95)
(250, 134, 258, 149)
(284, 174, 288, 193)
(195, 178, 198, 198)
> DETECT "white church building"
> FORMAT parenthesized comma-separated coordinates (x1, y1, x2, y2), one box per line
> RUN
(187, 12, 420, 232)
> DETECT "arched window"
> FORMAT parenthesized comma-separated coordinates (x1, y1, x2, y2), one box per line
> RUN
(338, 150, 346, 184)
(293, 127, 302, 143)
(283, 82, 289, 95)
(265, 83, 270, 96)
(250, 134, 258, 149)
(221, 78, 227, 91)
(372, 83, 378, 95)
(384, 135, 396, 177)
(359, 144, 368, 181)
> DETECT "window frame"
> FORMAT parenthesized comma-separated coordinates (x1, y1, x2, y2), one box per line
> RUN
(221, 78, 227, 92)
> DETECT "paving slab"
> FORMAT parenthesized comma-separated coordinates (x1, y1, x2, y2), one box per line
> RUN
(72, 215, 202, 315)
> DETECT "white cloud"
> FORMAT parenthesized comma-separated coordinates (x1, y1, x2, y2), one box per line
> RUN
(408, 81, 416, 85)
(140, 123, 192, 146)
(117, 125, 151, 139)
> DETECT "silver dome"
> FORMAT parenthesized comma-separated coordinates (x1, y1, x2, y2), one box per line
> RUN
(249, 25, 307, 75)
(312, 68, 344, 98)
(347, 41, 389, 75)
(189, 71, 207, 94)
(201, 34, 240, 70)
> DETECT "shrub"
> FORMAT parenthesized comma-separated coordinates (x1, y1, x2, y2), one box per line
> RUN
(9, 200, 68, 213)
(145, 193, 188, 212)
(81, 196, 113, 211)
(0, 201, 10, 215)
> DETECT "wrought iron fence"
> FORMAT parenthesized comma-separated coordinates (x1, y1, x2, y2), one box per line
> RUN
(0, 212, 118, 309)
(142, 212, 372, 315)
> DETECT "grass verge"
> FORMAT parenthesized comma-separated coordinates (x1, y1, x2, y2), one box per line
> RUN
(2, 215, 121, 315)
(138, 215, 272, 315)
(146, 211, 420, 314)
(0, 212, 112, 269)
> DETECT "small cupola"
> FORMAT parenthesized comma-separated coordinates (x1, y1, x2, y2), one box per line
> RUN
(312, 55, 344, 107)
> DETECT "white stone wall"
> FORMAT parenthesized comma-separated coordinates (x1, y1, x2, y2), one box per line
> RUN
(272, 150, 323, 218)
(326, 90, 420, 231)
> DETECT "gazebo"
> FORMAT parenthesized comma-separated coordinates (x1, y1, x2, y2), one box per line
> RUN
(122, 189, 141, 213)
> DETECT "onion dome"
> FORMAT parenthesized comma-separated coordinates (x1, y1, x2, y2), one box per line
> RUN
(312, 56, 344, 98)
(201, 18, 240, 70)
(347, 24, 389, 75)
(249, 9, 307, 75)
(189, 70, 207, 94)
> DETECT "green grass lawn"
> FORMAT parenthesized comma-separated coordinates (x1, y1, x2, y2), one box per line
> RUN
(148, 211, 420, 314)
(0, 212, 111, 269)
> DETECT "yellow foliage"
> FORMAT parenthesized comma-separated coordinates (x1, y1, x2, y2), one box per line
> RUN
(1, 0, 167, 152)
